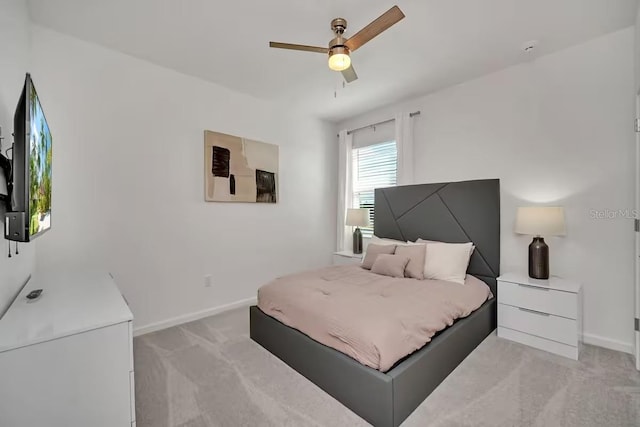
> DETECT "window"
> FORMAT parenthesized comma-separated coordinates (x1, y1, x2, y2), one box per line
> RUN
(352, 140, 397, 236)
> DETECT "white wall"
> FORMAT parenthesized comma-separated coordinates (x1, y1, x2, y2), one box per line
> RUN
(0, 0, 36, 316)
(637, 0, 640, 91)
(339, 28, 636, 353)
(30, 26, 337, 331)
(637, 3, 640, 94)
(634, 0, 640, 362)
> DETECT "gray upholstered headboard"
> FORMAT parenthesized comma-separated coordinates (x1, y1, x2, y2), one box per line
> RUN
(374, 179, 500, 295)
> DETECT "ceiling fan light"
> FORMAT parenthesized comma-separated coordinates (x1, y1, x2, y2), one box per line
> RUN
(328, 47, 351, 71)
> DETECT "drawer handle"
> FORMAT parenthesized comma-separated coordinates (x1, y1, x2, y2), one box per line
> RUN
(517, 283, 550, 291)
(518, 307, 550, 316)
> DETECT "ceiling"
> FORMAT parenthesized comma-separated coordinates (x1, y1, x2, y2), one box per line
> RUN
(27, 0, 637, 121)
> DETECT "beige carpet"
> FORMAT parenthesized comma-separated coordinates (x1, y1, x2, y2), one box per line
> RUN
(134, 307, 640, 427)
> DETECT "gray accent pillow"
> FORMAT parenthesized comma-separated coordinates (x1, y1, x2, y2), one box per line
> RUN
(395, 244, 426, 279)
(361, 243, 396, 270)
(371, 254, 410, 278)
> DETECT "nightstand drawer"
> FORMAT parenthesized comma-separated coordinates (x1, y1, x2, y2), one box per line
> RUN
(498, 280, 577, 319)
(497, 327, 579, 360)
(498, 303, 577, 346)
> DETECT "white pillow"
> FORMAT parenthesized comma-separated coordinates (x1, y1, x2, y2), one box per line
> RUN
(371, 235, 408, 246)
(422, 242, 474, 285)
(416, 238, 475, 255)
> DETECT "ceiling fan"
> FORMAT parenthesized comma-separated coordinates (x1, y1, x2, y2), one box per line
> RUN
(269, 5, 405, 84)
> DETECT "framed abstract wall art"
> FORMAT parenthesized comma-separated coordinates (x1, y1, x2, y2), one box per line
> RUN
(204, 131, 278, 203)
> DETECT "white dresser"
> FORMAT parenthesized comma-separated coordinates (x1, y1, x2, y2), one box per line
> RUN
(332, 250, 363, 266)
(0, 272, 135, 427)
(497, 273, 582, 360)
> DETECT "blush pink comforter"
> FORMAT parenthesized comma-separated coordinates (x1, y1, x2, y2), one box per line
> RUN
(257, 265, 491, 372)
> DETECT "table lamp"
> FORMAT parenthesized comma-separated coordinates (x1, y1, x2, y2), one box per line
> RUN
(514, 206, 566, 279)
(346, 208, 370, 254)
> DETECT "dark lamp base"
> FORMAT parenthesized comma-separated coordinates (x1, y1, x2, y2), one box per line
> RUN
(352, 227, 363, 254)
(528, 236, 549, 279)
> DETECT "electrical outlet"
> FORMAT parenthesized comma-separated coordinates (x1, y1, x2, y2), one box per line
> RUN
(204, 274, 213, 287)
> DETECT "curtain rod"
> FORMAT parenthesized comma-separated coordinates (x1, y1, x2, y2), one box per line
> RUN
(338, 111, 421, 137)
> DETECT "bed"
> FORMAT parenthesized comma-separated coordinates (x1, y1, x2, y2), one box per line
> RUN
(250, 179, 500, 427)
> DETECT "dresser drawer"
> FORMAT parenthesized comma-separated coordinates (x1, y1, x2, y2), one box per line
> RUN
(498, 303, 577, 346)
(498, 280, 577, 319)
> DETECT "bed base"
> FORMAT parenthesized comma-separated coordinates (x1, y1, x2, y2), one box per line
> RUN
(250, 298, 496, 427)
(251, 179, 500, 426)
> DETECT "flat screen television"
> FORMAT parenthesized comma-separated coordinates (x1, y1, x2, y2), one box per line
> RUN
(4, 74, 52, 242)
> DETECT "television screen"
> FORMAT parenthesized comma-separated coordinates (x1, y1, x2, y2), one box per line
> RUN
(4, 74, 52, 242)
(28, 82, 52, 237)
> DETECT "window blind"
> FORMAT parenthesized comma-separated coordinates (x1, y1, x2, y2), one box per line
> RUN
(352, 140, 397, 235)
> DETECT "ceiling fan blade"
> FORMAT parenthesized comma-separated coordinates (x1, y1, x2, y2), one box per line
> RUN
(269, 42, 328, 54)
(344, 5, 405, 52)
(341, 65, 358, 83)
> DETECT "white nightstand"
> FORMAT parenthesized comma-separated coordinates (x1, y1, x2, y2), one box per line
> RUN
(497, 273, 582, 360)
(332, 251, 363, 266)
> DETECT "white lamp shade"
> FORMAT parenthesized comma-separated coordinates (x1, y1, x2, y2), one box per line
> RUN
(346, 208, 370, 227)
(514, 206, 566, 236)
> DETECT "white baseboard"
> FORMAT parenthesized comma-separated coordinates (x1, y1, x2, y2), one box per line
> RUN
(582, 332, 634, 355)
(133, 297, 257, 337)
(133, 302, 637, 356)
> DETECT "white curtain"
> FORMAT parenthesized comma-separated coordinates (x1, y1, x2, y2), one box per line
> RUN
(395, 112, 415, 185)
(337, 130, 353, 251)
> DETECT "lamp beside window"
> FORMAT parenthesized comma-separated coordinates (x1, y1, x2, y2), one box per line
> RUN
(346, 208, 370, 254)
